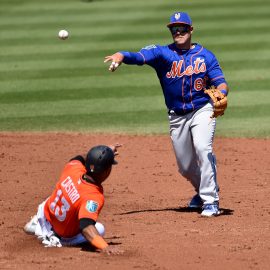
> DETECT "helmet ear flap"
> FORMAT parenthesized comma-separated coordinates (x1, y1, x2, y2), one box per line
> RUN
(89, 164, 95, 173)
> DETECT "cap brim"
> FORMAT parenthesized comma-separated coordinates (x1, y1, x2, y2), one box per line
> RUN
(112, 160, 118, 165)
(167, 22, 191, 28)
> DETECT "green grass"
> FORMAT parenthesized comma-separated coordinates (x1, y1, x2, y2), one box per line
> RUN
(0, 0, 269, 138)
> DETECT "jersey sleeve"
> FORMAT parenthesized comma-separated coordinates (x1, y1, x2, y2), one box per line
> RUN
(120, 44, 161, 66)
(78, 194, 104, 222)
(206, 51, 227, 86)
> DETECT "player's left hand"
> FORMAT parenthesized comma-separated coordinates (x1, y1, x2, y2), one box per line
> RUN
(109, 143, 122, 156)
(100, 245, 124, 255)
(204, 87, 228, 118)
(104, 52, 124, 72)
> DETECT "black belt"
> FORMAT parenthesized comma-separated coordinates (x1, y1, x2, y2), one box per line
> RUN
(168, 109, 187, 116)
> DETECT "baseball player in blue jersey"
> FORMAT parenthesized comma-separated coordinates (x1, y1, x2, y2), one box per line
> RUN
(104, 12, 229, 217)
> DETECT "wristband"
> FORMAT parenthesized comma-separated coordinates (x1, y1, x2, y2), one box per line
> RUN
(220, 89, 228, 96)
(91, 235, 108, 250)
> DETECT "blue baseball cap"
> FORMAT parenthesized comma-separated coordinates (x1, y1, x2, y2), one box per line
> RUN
(167, 12, 192, 27)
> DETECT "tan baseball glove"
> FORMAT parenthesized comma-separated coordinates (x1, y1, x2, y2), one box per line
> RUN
(204, 87, 228, 118)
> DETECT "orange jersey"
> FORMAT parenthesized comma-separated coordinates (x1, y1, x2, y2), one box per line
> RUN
(44, 159, 104, 238)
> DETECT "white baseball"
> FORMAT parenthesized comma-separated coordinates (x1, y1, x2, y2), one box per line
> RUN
(109, 61, 119, 71)
(58, 29, 69, 40)
(95, 222, 105, 236)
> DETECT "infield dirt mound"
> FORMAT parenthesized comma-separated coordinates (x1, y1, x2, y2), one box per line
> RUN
(0, 132, 269, 270)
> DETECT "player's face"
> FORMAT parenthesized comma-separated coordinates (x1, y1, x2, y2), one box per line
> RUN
(96, 166, 112, 183)
(170, 24, 193, 48)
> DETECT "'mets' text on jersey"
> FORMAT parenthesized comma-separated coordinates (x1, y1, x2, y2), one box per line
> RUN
(121, 43, 227, 115)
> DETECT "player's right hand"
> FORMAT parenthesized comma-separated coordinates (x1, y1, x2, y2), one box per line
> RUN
(101, 245, 124, 255)
(109, 143, 122, 156)
(104, 52, 124, 72)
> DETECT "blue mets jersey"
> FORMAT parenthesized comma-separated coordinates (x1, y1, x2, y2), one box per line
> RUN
(120, 43, 227, 115)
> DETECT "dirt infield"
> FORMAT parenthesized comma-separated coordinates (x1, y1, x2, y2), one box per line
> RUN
(0, 132, 269, 270)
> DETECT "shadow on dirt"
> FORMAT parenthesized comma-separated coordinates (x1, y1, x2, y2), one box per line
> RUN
(118, 207, 234, 216)
(77, 239, 122, 253)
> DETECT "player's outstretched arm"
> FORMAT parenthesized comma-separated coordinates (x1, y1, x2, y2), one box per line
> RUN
(70, 143, 122, 162)
(104, 52, 124, 72)
(82, 224, 123, 255)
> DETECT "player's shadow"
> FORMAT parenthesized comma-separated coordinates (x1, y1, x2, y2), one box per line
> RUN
(118, 207, 234, 216)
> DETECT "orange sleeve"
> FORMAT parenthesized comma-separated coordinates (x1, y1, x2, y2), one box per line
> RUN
(78, 194, 104, 221)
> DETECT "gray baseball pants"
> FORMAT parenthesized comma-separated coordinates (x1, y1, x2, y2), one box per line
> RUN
(169, 102, 219, 204)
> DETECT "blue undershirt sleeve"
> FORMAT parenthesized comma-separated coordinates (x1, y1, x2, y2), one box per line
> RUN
(120, 45, 160, 67)
(120, 51, 145, 65)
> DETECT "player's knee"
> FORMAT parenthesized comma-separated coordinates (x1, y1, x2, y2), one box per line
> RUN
(95, 222, 105, 237)
(194, 144, 212, 157)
